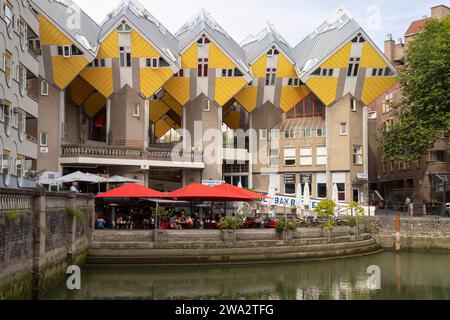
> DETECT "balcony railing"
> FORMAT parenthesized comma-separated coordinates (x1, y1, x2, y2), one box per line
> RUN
(27, 90, 38, 102)
(61, 145, 203, 163)
(62, 145, 144, 158)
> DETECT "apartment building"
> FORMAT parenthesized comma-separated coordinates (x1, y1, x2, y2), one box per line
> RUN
(0, 0, 40, 188)
(369, 4, 450, 204)
(31, 0, 397, 205)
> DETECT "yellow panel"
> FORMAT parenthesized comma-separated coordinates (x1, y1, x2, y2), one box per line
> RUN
(155, 120, 171, 139)
(80, 68, 114, 97)
(51, 56, 89, 89)
(182, 44, 197, 69)
(306, 77, 339, 106)
(321, 42, 352, 68)
(131, 30, 160, 58)
(163, 117, 179, 130)
(149, 101, 170, 123)
(163, 78, 190, 106)
(161, 94, 183, 117)
(70, 77, 96, 106)
(234, 86, 257, 112)
(140, 68, 174, 98)
(84, 92, 106, 118)
(277, 53, 297, 78)
(361, 77, 396, 105)
(223, 111, 241, 130)
(360, 42, 388, 68)
(39, 15, 71, 45)
(209, 43, 236, 69)
(251, 54, 267, 78)
(280, 86, 311, 112)
(215, 78, 247, 107)
(97, 31, 119, 58)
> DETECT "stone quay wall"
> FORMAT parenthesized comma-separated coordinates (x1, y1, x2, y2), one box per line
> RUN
(365, 216, 450, 250)
(0, 188, 95, 299)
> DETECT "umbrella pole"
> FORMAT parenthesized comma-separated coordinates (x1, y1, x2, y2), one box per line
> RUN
(155, 202, 158, 243)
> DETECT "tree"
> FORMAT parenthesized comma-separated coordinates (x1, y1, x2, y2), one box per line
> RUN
(378, 16, 450, 162)
(315, 199, 337, 230)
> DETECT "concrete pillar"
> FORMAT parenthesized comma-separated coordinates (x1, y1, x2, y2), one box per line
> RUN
(66, 192, 76, 263)
(363, 105, 369, 203)
(144, 99, 150, 148)
(106, 98, 111, 145)
(87, 198, 95, 243)
(59, 89, 65, 143)
(248, 113, 253, 189)
(325, 107, 332, 198)
(32, 188, 46, 299)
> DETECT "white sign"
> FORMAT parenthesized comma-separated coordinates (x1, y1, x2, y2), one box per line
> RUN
(40, 147, 49, 153)
(357, 173, 368, 180)
(202, 180, 225, 187)
(261, 195, 321, 209)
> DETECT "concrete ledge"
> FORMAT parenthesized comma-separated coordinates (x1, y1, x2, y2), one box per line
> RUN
(375, 233, 450, 250)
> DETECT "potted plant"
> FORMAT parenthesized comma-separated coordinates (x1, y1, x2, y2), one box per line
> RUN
(275, 218, 297, 241)
(314, 199, 336, 242)
(347, 201, 365, 239)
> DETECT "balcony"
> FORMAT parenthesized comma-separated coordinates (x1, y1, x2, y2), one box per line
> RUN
(60, 145, 204, 169)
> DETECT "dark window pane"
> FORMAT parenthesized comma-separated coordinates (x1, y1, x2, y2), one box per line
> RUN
(318, 183, 327, 198)
(204, 64, 208, 77)
(304, 94, 313, 116)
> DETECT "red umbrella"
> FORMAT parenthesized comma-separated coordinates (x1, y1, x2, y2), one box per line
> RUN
(95, 183, 169, 199)
(214, 183, 270, 200)
(167, 183, 254, 202)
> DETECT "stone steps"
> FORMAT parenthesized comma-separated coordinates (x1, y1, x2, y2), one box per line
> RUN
(86, 238, 381, 266)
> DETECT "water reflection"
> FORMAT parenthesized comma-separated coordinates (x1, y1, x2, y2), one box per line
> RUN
(43, 251, 450, 300)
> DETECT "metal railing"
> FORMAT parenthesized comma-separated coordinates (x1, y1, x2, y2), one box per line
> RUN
(147, 147, 203, 163)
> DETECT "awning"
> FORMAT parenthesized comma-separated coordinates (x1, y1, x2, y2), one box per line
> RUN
(107, 175, 140, 183)
(213, 183, 270, 200)
(274, 117, 325, 133)
(96, 183, 170, 199)
(57, 171, 108, 183)
(167, 183, 255, 202)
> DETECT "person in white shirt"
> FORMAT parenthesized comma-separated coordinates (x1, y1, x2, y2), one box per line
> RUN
(70, 182, 81, 193)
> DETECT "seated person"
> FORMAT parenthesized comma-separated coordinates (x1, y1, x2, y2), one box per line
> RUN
(186, 217, 194, 229)
(95, 217, 107, 229)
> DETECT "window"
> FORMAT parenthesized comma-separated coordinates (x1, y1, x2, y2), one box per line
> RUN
(269, 148, 279, 166)
(316, 146, 327, 165)
(270, 129, 279, 141)
(3, 2, 14, 35)
(40, 132, 48, 146)
(41, 80, 49, 96)
(351, 98, 357, 111)
(265, 68, 276, 86)
(159, 58, 169, 67)
(221, 68, 243, 77)
(174, 69, 184, 77)
(2, 152, 10, 176)
(146, 57, 159, 69)
(197, 34, 211, 46)
(287, 78, 302, 87)
(266, 46, 280, 56)
(300, 147, 312, 166)
(116, 20, 132, 32)
(284, 148, 296, 166)
(347, 57, 360, 77)
(19, 19, 27, 50)
(91, 59, 106, 68)
(312, 68, 333, 77)
(198, 58, 208, 77)
(132, 104, 140, 117)
(15, 156, 24, 177)
(316, 128, 327, 137)
(63, 45, 71, 58)
(284, 130, 294, 140)
(120, 47, 131, 67)
(317, 183, 327, 198)
(299, 128, 312, 138)
(18, 110, 25, 137)
(353, 145, 363, 165)
(286, 93, 325, 119)
(337, 183, 346, 201)
(71, 45, 83, 56)
(203, 99, 210, 111)
(372, 67, 393, 77)
(259, 129, 267, 140)
(19, 64, 26, 96)
(284, 174, 296, 195)
(2, 101, 11, 135)
(4, 52, 12, 86)
(351, 33, 365, 43)
(340, 122, 348, 135)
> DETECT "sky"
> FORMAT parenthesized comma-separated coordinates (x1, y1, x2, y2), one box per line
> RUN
(74, 0, 447, 49)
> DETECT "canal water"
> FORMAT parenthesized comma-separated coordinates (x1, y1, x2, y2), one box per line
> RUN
(42, 251, 450, 300)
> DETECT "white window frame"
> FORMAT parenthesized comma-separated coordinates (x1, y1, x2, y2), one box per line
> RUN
(265, 68, 276, 86)
(316, 146, 327, 165)
(284, 147, 296, 166)
(41, 80, 49, 96)
(63, 45, 71, 58)
(203, 99, 210, 112)
(353, 145, 363, 165)
(340, 122, 348, 136)
(269, 148, 279, 166)
(40, 131, 48, 147)
(300, 147, 313, 166)
(259, 129, 267, 141)
(132, 104, 140, 117)
(270, 129, 279, 141)
(351, 98, 357, 112)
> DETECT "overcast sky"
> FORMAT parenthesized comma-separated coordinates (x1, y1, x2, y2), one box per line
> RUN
(74, 0, 445, 49)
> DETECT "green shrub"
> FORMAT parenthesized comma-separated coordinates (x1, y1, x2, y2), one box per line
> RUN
(67, 206, 85, 221)
(275, 218, 297, 233)
(5, 209, 26, 222)
(315, 199, 337, 230)
(217, 216, 244, 230)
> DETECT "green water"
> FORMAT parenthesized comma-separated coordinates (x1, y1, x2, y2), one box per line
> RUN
(42, 251, 450, 300)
